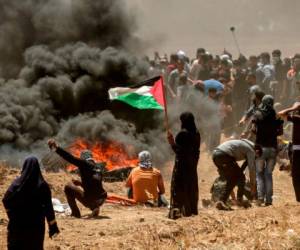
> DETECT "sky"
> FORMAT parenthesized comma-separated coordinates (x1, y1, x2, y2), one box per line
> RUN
(128, 0, 300, 58)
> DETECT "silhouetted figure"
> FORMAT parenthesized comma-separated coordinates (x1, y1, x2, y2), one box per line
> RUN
(168, 112, 201, 219)
(3, 156, 59, 250)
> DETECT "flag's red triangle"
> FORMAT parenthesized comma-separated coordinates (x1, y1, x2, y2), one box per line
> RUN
(149, 76, 165, 108)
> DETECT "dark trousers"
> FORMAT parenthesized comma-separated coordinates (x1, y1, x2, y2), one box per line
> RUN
(292, 150, 300, 201)
(127, 188, 168, 207)
(212, 150, 245, 202)
(7, 227, 45, 250)
(64, 184, 105, 218)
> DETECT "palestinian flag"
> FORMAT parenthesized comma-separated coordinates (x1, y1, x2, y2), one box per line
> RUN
(108, 76, 165, 110)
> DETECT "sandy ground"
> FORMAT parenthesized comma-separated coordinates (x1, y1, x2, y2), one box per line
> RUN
(1, 151, 300, 250)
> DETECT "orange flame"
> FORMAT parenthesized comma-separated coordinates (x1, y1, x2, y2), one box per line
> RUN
(67, 139, 138, 171)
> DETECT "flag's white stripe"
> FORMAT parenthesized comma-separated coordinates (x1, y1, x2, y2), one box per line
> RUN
(109, 86, 152, 100)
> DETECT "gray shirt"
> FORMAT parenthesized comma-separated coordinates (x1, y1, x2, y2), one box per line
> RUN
(167, 69, 188, 95)
(216, 139, 255, 174)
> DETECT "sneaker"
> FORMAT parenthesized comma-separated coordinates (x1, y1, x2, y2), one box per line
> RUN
(71, 213, 81, 218)
(216, 201, 232, 211)
(265, 202, 272, 206)
(237, 200, 252, 209)
(91, 207, 100, 217)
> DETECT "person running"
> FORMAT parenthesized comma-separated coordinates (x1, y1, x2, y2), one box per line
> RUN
(3, 156, 59, 250)
(47, 139, 107, 218)
(167, 112, 201, 219)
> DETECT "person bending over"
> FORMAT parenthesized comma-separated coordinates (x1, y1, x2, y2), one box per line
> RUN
(212, 139, 261, 210)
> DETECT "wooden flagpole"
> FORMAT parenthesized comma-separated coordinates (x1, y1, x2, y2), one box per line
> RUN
(161, 75, 170, 132)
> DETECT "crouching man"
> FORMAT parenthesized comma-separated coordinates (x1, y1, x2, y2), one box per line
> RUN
(126, 151, 167, 206)
(212, 139, 262, 210)
(47, 139, 107, 218)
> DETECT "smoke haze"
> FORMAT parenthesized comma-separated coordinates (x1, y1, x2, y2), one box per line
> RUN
(129, 0, 300, 57)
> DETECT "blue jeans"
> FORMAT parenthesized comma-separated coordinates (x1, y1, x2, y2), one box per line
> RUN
(256, 147, 277, 204)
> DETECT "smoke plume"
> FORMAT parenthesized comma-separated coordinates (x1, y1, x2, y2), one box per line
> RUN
(0, 0, 223, 167)
(0, 0, 150, 163)
(0, 0, 138, 78)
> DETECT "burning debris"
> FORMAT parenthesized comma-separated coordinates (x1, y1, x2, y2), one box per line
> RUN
(42, 138, 138, 182)
(68, 139, 138, 182)
(68, 139, 138, 170)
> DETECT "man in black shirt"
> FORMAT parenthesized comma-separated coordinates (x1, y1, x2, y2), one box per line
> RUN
(48, 139, 107, 218)
(253, 95, 283, 206)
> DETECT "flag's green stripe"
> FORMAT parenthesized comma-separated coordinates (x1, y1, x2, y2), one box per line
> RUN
(115, 93, 163, 110)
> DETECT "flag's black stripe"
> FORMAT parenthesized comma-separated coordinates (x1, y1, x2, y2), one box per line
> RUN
(129, 75, 161, 88)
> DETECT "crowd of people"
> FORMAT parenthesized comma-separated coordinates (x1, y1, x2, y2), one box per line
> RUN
(151, 47, 300, 211)
(148, 48, 300, 151)
(2, 47, 300, 249)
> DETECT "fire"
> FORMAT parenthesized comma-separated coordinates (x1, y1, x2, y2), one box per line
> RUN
(68, 139, 138, 171)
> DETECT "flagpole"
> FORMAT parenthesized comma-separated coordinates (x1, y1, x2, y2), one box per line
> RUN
(161, 75, 175, 218)
(161, 76, 170, 132)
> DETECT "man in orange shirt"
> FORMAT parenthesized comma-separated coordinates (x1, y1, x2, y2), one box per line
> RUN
(126, 151, 167, 206)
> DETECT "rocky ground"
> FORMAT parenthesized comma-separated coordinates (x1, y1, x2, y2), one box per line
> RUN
(1, 151, 300, 250)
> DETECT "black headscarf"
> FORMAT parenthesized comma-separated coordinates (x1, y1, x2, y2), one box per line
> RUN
(180, 112, 197, 133)
(3, 156, 47, 208)
(257, 95, 275, 120)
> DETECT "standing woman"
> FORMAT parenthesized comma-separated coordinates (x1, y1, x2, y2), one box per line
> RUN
(2, 156, 59, 250)
(168, 112, 201, 219)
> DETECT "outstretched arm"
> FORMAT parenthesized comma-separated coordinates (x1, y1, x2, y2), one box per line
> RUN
(47, 139, 84, 169)
(278, 102, 300, 119)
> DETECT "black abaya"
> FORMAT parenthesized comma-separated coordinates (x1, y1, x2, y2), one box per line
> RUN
(169, 112, 201, 217)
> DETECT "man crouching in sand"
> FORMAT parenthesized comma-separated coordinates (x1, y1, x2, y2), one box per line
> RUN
(211, 139, 262, 210)
(47, 139, 107, 218)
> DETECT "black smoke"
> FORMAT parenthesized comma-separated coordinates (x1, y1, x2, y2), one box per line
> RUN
(0, 0, 153, 164)
(0, 0, 138, 78)
(0, 0, 222, 167)
(0, 42, 149, 150)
